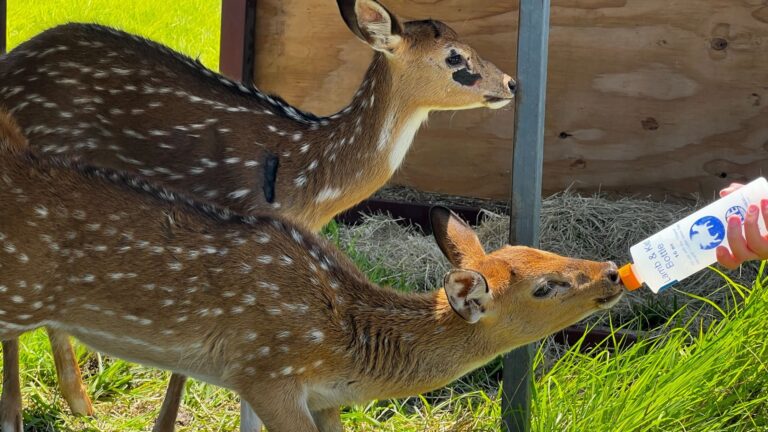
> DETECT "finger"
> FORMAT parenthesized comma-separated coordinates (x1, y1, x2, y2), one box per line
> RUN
(719, 183, 744, 197)
(726, 215, 759, 263)
(744, 204, 768, 258)
(716, 246, 741, 270)
(762, 199, 768, 233)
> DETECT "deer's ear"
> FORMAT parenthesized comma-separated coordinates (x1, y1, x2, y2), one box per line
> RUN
(337, 0, 403, 53)
(444, 270, 491, 324)
(430, 206, 486, 268)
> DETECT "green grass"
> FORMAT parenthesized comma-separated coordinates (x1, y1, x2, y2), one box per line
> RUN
(324, 220, 412, 291)
(531, 264, 768, 431)
(7, 0, 221, 70)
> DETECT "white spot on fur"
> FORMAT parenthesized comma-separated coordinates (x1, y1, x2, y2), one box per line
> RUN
(307, 330, 325, 343)
(241, 294, 257, 306)
(315, 187, 342, 203)
(34, 205, 49, 218)
(228, 189, 251, 199)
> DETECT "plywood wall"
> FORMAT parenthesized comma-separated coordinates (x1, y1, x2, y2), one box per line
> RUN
(253, 0, 768, 200)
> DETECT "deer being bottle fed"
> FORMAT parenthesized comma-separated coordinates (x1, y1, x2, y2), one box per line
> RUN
(619, 177, 768, 293)
(0, 108, 624, 432)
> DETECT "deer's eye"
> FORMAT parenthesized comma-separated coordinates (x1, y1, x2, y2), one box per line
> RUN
(533, 280, 572, 298)
(532, 285, 552, 298)
(445, 54, 464, 67)
(547, 280, 572, 291)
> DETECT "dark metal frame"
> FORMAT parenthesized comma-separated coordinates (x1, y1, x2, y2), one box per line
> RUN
(219, 0, 256, 84)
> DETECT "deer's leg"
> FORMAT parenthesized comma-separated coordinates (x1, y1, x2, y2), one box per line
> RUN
(239, 400, 263, 432)
(1, 339, 23, 432)
(312, 407, 343, 432)
(241, 384, 318, 432)
(152, 373, 187, 432)
(46, 328, 94, 416)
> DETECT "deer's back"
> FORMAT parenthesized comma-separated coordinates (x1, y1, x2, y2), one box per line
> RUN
(0, 23, 323, 218)
(0, 152, 372, 377)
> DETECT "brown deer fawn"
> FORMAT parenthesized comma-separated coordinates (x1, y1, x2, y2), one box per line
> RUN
(0, 0, 515, 429)
(0, 110, 623, 432)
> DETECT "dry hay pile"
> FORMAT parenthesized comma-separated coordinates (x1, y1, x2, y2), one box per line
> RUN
(336, 191, 762, 330)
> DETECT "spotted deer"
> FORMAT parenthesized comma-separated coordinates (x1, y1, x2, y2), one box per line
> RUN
(0, 110, 623, 432)
(0, 0, 515, 429)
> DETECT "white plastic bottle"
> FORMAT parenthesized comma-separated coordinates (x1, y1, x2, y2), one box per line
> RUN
(619, 177, 768, 293)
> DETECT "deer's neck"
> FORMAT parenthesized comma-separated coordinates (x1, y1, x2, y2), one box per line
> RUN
(342, 287, 502, 399)
(285, 55, 429, 228)
(327, 53, 429, 173)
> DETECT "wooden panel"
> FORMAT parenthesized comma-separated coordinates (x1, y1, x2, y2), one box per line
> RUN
(253, 0, 768, 200)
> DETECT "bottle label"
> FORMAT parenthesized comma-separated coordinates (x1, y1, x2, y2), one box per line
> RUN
(688, 216, 725, 250)
(629, 177, 768, 293)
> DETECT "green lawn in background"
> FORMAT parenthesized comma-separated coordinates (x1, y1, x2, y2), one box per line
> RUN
(7, 0, 221, 70)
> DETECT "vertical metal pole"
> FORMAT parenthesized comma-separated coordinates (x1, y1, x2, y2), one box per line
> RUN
(502, 0, 551, 431)
(219, 0, 256, 85)
(1, 0, 7, 55)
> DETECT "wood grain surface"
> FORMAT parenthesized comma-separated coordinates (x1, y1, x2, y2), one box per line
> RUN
(253, 0, 768, 199)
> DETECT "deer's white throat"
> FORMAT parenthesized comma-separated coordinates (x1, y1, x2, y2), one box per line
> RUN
(380, 108, 430, 173)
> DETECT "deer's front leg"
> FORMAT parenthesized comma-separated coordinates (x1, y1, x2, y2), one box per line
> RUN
(152, 373, 187, 432)
(1, 339, 23, 432)
(241, 382, 318, 432)
(46, 328, 94, 416)
(312, 407, 343, 432)
(240, 400, 263, 432)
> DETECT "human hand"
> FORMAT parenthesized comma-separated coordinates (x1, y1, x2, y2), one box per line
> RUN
(715, 183, 768, 269)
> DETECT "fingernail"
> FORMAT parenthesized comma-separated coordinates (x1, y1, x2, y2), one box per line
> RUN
(729, 216, 740, 226)
(749, 204, 759, 214)
(762, 199, 768, 210)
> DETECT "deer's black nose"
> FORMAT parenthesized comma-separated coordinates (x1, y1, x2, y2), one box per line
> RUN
(507, 79, 517, 94)
(604, 262, 620, 285)
(503, 74, 517, 95)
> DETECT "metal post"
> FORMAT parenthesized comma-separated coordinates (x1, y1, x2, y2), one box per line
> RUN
(1, 0, 7, 55)
(502, 0, 551, 431)
(219, 0, 256, 85)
